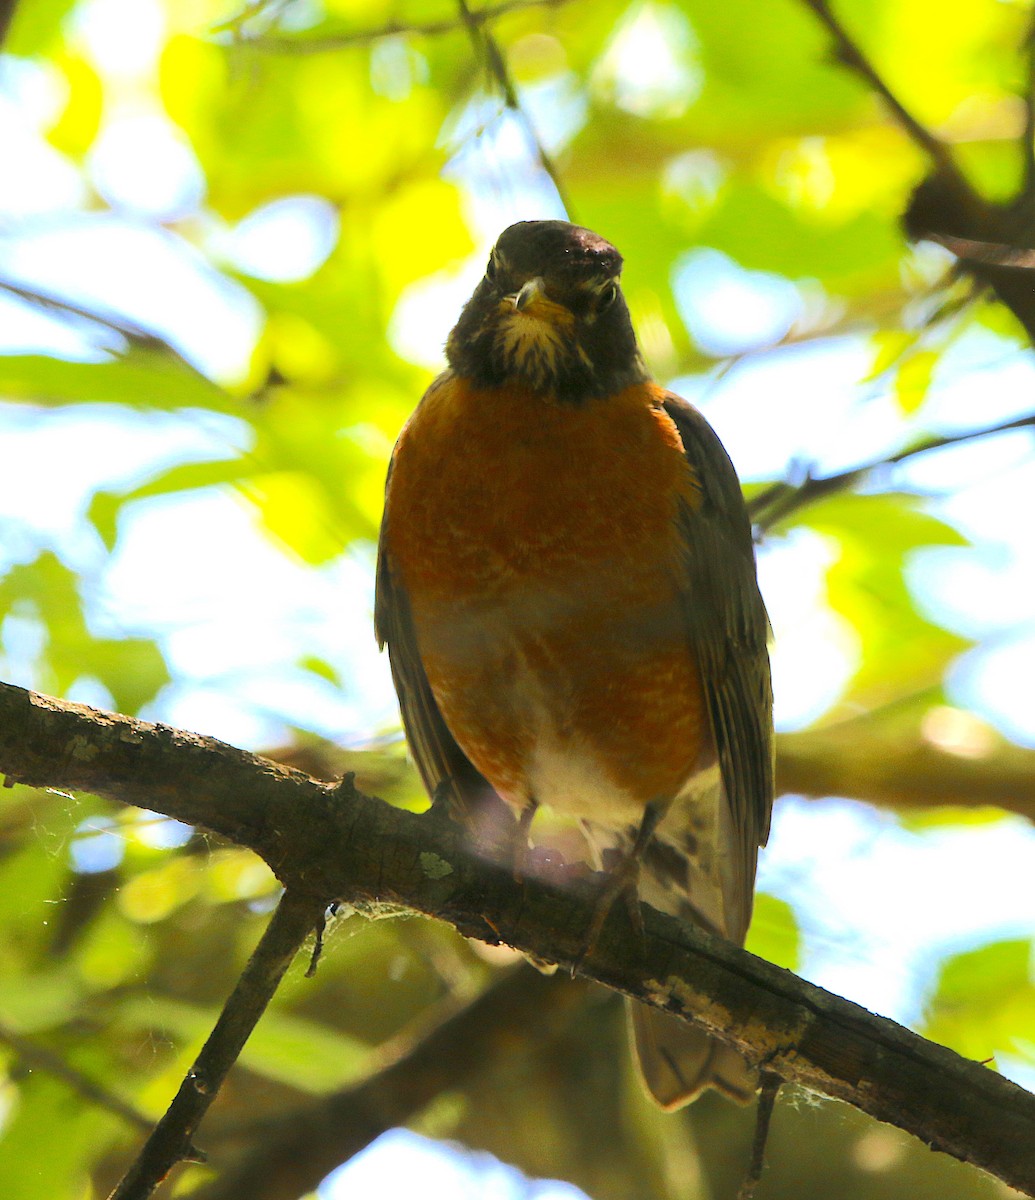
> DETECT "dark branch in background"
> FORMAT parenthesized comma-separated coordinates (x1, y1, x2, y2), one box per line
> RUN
(455, 0, 575, 218)
(748, 410, 1035, 532)
(193, 967, 588, 1200)
(802, 0, 1035, 339)
(800, 0, 973, 205)
(0, 1020, 154, 1137)
(236, 0, 567, 52)
(926, 231, 1035, 271)
(107, 890, 325, 1200)
(777, 704, 1035, 823)
(227, 0, 575, 214)
(1023, 9, 1035, 199)
(0, 0, 16, 48)
(737, 1073, 781, 1200)
(1, 682, 1033, 1199)
(0, 278, 210, 377)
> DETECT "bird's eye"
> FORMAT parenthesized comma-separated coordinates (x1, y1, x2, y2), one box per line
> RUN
(486, 256, 499, 284)
(599, 282, 619, 310)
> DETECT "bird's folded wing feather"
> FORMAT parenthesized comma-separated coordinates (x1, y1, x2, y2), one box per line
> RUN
(662, 393, 774, 919)
(375, 452, 494, 815)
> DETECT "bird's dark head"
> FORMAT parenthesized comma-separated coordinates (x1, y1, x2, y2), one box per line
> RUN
(446, 220, 649, 401)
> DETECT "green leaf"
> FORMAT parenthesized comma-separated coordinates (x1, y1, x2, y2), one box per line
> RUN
(893, 349, 938, 414)
(0, 348, 234, 412)
(300, 655, 341, 685)
(801, 493, 971, 708)
(0, 1077, 119, 1199)
(745, 892, 800, 971)
(692, 182, 902, 285)
(88, 457, 258, 550)
(114, 995, 368, 1093)
(806, 492, 968, 553)
(0, 553, 170, 713)
(4, 0, 78, 55)
(864, 330, 918, 382)
(924, 939, 1035, 1066)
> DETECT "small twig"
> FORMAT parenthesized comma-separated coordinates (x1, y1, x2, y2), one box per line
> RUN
(305, 908, 327, 977)
(455, 0, 575, 218)
(0, 0, 17, 49)
(737, 1072, 782, 1200)
(211, 0, 288, 36)
(192, 967, 587, 1200)
(239, 0, 567, 53)
(0, 1020, 156, 1136)
(749, 410, 1035, 532)
(107, 889, 323, 1200)
(1023, 12, 1035, 200)
(800, 0, 970, 199)
(928, 230, 1035, 270)
(0, 277, 209, 378)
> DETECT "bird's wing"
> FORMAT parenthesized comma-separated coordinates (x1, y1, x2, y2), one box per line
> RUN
(375, 451, 494, 816)
(662, 392, 774, 932)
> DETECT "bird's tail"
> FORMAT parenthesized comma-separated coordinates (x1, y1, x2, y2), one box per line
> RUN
(621, 775, 759, 1109)
(628, 1001, 755, 1108)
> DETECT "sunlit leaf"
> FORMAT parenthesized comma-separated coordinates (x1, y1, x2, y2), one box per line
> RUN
(745, 892, 800, 971)
(924, 939, 1035, 1066)
(4, 0, 78, 55)
(114, 994, 369, 1092)
(864, 329, 918, 383)
(0, 349, 234, 412)
(0, 1077, 119, 1199)
(47, 53, 104, 158)
(802, 493, 971, 709)
(893, 348, 938, 414)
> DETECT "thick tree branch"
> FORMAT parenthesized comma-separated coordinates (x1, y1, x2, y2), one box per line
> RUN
(777, 719, 1035, 821)
(1, 681, 1033, 1198)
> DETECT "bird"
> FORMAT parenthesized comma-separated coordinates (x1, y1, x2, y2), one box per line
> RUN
(375, 219, 773, 1109)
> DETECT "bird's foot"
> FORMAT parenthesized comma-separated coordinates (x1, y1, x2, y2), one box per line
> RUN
(572, 800, 665, 975)
(508, 799, 539, 884)
(573, 854, 644, 976)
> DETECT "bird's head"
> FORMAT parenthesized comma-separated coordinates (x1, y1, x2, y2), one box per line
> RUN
(445, 220, 649, 401)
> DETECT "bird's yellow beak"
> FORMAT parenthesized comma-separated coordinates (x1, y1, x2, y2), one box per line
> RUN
(505, 277, 575, 337)
(513, 277, 545, 312)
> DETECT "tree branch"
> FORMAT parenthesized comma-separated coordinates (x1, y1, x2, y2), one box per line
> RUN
(1022, 10, 1035, 200)
(0, 277, 210, 375)
(455, 0, 575, 217)
(240, 0, 568, 52)
(107, 889, 324, 1200)
(777, 714, 1035, 821)
(1, 681, 1033, 1198)
(0, 0, 17, 48)
(0, 1020, 155, 1136)
(799, 0, 971, 202)
(748, 410, 1035, 532)
(193, 966, 588, 1200)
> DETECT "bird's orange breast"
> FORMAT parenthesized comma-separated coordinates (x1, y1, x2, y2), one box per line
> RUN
(383, 374, 711, 820)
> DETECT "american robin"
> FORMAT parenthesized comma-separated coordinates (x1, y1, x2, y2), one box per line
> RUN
(375, 219, 773, 1108)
